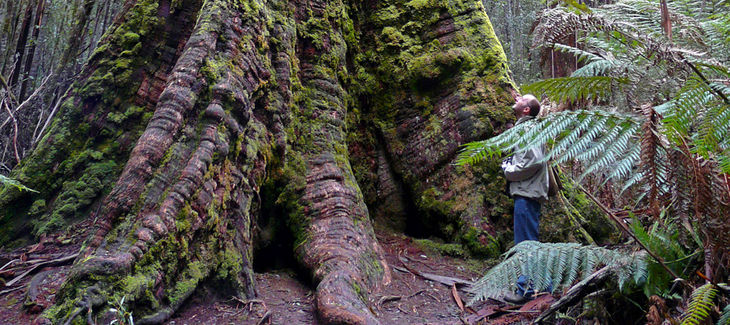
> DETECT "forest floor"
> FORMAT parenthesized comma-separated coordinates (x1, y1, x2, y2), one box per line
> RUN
(0, 226, 556, 325)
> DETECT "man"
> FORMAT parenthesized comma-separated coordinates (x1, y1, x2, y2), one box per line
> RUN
(500, 94, 549, 304)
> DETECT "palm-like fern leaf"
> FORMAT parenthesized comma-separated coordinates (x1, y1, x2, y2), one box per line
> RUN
(0, 174, 37, 193)
(467, 241, 646, 305)
(681, 283, 718, 325)
(456, 110, 642, 184)
(521, 76, 624, 104)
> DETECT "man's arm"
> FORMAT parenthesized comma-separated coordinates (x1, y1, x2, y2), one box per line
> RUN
(503, 147, 543, 182)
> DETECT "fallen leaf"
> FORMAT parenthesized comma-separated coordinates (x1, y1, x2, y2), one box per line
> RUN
(452, 284, 464, 312)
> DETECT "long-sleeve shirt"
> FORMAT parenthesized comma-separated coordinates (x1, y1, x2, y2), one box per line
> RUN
(503, 116, 549, 202)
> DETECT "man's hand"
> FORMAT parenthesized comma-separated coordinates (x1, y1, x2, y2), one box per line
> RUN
(501, 157, 513, 170)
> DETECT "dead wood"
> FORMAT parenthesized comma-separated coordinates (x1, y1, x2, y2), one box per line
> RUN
(534, 265, 612, 324)
(398, 256, 473, 289)
(4, 253, 77, 287)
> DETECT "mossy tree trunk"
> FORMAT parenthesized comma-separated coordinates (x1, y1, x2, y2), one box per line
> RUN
(0, 0, 515, 323)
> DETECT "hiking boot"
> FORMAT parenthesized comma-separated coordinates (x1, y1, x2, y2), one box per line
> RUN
(503, 292, 529, 305)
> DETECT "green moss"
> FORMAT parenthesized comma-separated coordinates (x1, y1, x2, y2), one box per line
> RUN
(216, 248, 243, 281)
(461, 227, 501, 258)
(414, 238, 468, 257)
(122, 32, 140, 47)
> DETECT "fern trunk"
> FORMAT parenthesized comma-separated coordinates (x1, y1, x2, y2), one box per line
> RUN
(0, 0, 515, 323)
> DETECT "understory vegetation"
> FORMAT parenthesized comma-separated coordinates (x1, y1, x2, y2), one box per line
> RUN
(461, 0, 730, 323)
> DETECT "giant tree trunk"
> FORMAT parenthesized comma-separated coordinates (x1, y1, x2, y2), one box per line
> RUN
(0, 0, 515, 323)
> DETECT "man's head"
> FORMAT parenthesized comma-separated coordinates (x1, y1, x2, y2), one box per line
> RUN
(512, 94, 541, 118)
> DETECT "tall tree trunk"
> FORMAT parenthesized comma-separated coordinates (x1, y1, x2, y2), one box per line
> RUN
(1, 0, 17, 75)
(0, 0, 515, 324)
(19, 0, 46, 100)
(9, 1, 33, 90)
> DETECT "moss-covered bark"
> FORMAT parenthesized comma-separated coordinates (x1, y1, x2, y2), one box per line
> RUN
(347, 0, 517, 255)
(0, 0, 516, 323)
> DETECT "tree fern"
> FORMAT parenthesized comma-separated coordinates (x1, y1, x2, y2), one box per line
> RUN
(456, 110, 642, 184)
(719, 304, 730, 325)
(521, 76, 624, 104)
(467, 241, 647, 305)
(681, 283, 718, 325)
(629, 217, 698, 297)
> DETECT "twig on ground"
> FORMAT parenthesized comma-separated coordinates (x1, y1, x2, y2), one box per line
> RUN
(5, 253, 78, 287)
(376, 289, 426, 310)
(500, 309, 540, 313)
(256, 310, 272, 325)
(0, 259, 18, 272)
(397, 256, 472, 289)
(0, 286, 24, 296)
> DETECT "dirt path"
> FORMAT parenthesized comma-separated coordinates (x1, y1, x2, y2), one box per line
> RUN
(0, 229, 551, 324)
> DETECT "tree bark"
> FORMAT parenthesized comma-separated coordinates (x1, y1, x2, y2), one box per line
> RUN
(19, 0, 46, 100)
(9, 1, 33, 90)
(0, 0, 17, 75)
(0, 0, 516, 324)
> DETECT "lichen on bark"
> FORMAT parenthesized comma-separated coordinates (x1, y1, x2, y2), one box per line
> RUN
(0, 0, 516, 323)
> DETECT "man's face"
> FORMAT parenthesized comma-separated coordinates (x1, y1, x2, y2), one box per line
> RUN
(512, 96, 528, 117)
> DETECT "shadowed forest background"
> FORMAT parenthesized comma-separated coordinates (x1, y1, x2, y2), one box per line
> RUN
(0, 0, 728, 324)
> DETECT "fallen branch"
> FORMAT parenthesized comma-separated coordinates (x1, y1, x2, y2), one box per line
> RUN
(398, 256, 473, 289)
(534, 265, 612, 323)
(4, 253, 78, 287)
(0, 286, 24, 296)
(0, 74, 51, 131)
(376, 289, 426, 309)
(256, 310, 272, 325)
(0, 259, 19, 272)
(452, 284, 465, 311)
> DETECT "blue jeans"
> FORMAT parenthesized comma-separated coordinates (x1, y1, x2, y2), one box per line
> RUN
(513, 196, 548, 297)
(513, 195, 540, 244)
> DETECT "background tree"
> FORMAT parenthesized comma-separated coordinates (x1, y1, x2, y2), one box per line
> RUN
(0, 0, 124, 174)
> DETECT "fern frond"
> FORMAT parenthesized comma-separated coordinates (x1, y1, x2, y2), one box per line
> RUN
(532, 8, 630, 47)
(571, 59, 616, 77)
(681, 283, 718, 325)
(457, 110, 643, 185)
(0, 174, 37, 193)
(521, 76, 623, 104)
(552, 43, 605, 65)
(467, 241, 646, 305)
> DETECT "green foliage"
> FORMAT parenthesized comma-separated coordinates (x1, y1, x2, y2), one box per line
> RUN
(522, 76, 626, 103)
(456, 110, 642, 183)
(467, 241, 647, 305)
(681, 283, 718, 325)
(629, 216, 700, 298)
(460, 2, 730, 282)
(0, 174, 37, 193)
(109, 296, 135, 325)
(719, 304, 730, 325)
